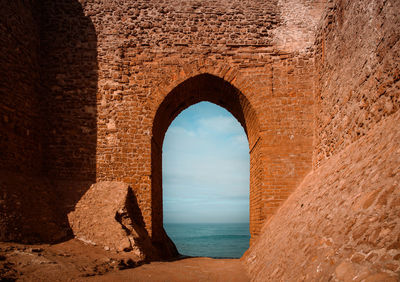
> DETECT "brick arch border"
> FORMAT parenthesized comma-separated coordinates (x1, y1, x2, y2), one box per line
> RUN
(150, 72, 264, 247)
(140, 58, 314, 251)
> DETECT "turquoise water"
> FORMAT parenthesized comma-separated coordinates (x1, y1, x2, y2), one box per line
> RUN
(164, 223, 250, 258)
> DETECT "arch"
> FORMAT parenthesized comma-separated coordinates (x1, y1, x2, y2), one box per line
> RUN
(153, 73, 260, 147)
(151, 73, 262, 248)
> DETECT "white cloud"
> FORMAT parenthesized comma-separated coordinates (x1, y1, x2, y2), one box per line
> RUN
(167, 126, 196, 137)
(198, 115, 245, 136)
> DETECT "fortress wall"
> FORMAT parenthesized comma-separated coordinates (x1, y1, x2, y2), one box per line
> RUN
(0, 1, 65, 243)
(0, 1, 42, 175)
(37, 1, 99, 231)
(0, 0, 327, 247)
(244, 102, 400, 281)
(79, 0, 324, 242)
(39, 0, 98, 183)
(244, 0, 400, 280)
(313, 0, 400, 167)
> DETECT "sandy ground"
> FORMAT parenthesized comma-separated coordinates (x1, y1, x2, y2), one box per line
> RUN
(87, 257, 249, 282)
(0, 239, 249, 281)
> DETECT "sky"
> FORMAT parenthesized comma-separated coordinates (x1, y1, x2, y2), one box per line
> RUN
(162, 102, 250, 224)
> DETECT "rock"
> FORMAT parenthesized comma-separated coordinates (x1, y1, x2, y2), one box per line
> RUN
(68, 181, 157, 259)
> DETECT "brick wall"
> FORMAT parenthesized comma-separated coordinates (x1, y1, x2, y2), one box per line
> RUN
(86, 0, 324, 242)
(38, 0, 98, 226)
(0, 0, 326, 246)
(0, 1, 42, 175)
(0, 1, 65, 242)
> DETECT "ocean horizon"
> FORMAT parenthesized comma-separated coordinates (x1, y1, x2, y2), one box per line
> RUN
(164, 222, 250, 259)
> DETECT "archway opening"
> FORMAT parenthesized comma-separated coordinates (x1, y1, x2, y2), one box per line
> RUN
(151, 73, 262, 257)
(162, 101, 250, 258)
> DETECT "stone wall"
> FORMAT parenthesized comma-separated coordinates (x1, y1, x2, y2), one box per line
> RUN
(83, 0, 325, 243)
(0, 0, 327, 247)
(244, 0, 400, 280)
(0, 1, 42, 175)
(38, 0, 98, 233)
(0, 1, 64, 242)
(40, 0, 98, 183)
(313, 0, 400, 167)
(244, 109, 400, 281)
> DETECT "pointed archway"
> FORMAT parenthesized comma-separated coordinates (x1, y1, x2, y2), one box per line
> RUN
(151, 74, 262, 253)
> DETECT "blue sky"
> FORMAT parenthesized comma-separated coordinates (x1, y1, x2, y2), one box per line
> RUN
(162, 102, 250, 224)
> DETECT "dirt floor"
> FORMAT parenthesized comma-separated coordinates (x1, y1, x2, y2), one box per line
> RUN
(0, 239, 249, 281)
(86, 258, 249, 282)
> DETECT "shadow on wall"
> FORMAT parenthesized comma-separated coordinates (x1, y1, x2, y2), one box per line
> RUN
(0, 1, 99, 243)
(38, 0, 98, 241)
(0, 0, 160, 246)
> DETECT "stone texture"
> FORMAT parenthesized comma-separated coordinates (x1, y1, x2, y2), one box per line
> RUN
(87, 0, 323, 242)
(68, 181, 177, 259)
(273, 0, 326, 52)
(0, 1, 57, 243)
(0, 0, 98, 243)
(243, 110, 400, 281)
(1, 0, 327, 244)
(313, 0, 400, 168)
(0, 1, 398, 280)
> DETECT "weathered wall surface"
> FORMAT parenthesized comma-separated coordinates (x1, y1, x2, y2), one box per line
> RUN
(244, 0, 400, 280)
(244, 110, 400, 281)
(0, 1, 63, 242)
(38, 0, 98, 235)
(314, 0, 400, 167)
(40, 0, 98, 185)
(78, 0, 325, 244)
(0, 0, 97, 243)
(0, 1, 42, 175)
(0, 0, 327, 248)
(273, 0, 326, 52)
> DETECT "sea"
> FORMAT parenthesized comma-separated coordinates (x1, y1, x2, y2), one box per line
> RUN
(164, 222, 250, 259)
